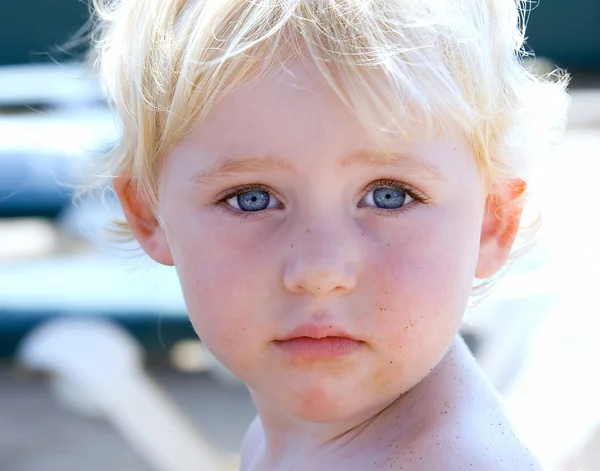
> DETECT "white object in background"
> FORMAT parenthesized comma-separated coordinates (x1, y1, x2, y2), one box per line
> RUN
(0, 219, 58, 260)
(502, 294, 600, 471)
(0, 63, 103, 107)
(18, 317, 236, 471)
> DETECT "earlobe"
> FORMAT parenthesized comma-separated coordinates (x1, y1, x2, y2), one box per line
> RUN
(475, 180, 526, 279)
(113, 175, 174, 266)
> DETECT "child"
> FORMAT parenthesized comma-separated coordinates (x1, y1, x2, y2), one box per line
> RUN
(87, 0, 569, 469)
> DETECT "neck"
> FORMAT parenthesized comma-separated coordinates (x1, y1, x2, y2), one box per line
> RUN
(249, 390, 401, 464)
(258, 391, 398, 455)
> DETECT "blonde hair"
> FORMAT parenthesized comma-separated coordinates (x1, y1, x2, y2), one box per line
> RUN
(85, 0, 569, 282)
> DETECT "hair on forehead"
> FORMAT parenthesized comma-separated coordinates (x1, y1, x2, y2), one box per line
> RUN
(86, 0, 569, 290)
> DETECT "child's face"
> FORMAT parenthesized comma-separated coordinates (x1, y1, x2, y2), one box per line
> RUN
(120, 62, 514, 423)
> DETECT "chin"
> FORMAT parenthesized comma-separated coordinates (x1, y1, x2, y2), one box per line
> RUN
(277, 383, 371, 423)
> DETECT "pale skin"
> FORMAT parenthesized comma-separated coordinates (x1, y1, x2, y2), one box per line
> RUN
(115, 61, 542, 470)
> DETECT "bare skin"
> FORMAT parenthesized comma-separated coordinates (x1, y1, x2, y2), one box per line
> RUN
(241, 337, 542, 471)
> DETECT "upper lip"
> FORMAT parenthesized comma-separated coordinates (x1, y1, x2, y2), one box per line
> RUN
(276, 323, 357, 341)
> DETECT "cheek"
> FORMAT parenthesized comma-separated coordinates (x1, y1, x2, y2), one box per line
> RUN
(365, 210, 480, 359)
(164, 216, 272, 359)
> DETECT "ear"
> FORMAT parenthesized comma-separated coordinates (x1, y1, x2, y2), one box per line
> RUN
(475, 179, 526, 279)
(113, 175, 174, 266)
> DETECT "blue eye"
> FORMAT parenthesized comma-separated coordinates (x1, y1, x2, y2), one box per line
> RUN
(226, 189, 279, 212)
(361, 186, 413, 210)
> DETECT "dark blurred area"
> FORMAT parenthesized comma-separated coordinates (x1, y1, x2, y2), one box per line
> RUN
(0, 1, 599, 471)
(525, 1, 600, 71)
(0, 0, 90, 67)
(2, 0, 599, 71)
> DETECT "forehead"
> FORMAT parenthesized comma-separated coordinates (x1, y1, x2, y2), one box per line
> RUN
(172, 61, 476, 180)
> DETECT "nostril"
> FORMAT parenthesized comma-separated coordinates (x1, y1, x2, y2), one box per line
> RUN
(284, 269, 357, 297)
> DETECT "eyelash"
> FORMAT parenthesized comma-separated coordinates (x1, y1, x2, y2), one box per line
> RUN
(359, 179, 428, 217)
(214, 179, 429, 221)
(214, 183, 282, 221)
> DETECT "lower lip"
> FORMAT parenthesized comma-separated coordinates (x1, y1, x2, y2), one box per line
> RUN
(274, 337, 362, 358)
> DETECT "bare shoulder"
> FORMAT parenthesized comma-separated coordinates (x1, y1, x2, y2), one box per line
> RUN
(239, 415, 264, 471)
(394, 399, 544, 471)
(433, 417, 543, 470)
(390, 338, 544, 470)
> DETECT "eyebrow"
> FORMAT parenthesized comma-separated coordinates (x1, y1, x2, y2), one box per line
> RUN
(192, 156, 293, 184)
(342, 151, 448, 182)
(191, 150, 447, 184)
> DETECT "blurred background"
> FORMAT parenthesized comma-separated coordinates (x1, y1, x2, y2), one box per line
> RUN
(0, 1, 598, 470)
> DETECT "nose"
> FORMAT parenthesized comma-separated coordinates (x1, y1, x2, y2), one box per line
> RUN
(282, 225, 359, 297)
